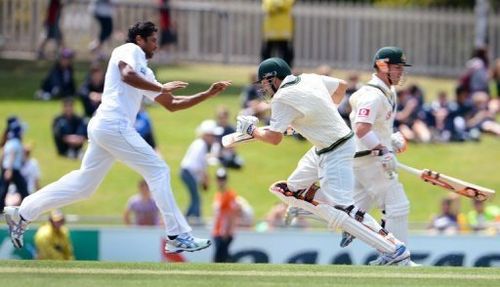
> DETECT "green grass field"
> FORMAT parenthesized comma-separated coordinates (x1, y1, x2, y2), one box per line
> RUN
(0, 59, 498, 224)
(0, 260, 498, 287)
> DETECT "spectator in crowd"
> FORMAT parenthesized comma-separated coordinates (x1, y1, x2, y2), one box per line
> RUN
(88, 0, 114, 56)
(467, 47, 490, 95)
(425, 91, 453, 141)
(235, 195, 254, 227)
(467, 199, 500, 233)
(34, 209, 74, 260)
(239, 73, 271, 124)
(52, 98, 87, 159)
(215, 106, 244, 169)
(446, 86, 476, 141)
(467, 91, 500, 137)
(78, 62, 105, 118)
(394, 85, 432, 143)
(37, 0, 64, 59)
(20, 144, 41, 195)
(0, 116, 29, 213)
(427, 197, 460, 235)
(37, 48, 76, 100)
(123, 179, 161, 226)
(180, 120, 222, 224)
(337, 73, 361, 128)
(135, 105, 157, 150)
(4, 144, 41, 207)
(212, 168, 240, 263)
(261, 0, 295, 67)
(158, 0, 178, 63)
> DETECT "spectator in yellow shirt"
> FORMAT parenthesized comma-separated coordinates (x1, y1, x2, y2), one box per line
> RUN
(34, 209, 74, 260)
(261, 0, 295, 66)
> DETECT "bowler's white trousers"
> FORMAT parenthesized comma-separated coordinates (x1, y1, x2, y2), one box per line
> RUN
(19, 116, 192, 236)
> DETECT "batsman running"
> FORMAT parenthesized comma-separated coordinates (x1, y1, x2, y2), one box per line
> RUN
(341, 46, 413, 264)
(3, 21, 231, 253)
(237, 57, 411, 265)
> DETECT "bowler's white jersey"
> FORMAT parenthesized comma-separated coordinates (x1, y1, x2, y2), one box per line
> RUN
(96, 43, 160, 125)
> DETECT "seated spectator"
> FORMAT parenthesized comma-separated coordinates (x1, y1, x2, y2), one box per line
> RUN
(135, 105, 157, 149)
(215, 106, 244, 169)
(467, 199, 500, 233)
(212, 168, 240, 263)
(0, 116, 29, 213)
(427, 197, 460, 235)
(123, 179, 161, 226)
(36, 48, 76, 100)
(466, 91, 500, 137)
(34, 209, 74, 260)
(52, 98, 86, 159)
(78, 62, 105, 118)
(446, 86, 476, 141)
(395, 85, 432, 143)
(180, 120, 222, 224)
(425, 91, 453, 141)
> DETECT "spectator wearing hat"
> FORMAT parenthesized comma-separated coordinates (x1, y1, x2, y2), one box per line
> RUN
(180, 120, 222, 224)
(0, 116, 29, 213)
(52, 98, 87, 159)
(37, 48, 76, 100)
(212, 168, 240, 262)
(34, 209, 74, 260)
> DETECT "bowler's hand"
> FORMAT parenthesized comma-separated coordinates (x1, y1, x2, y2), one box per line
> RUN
(206, 81, 231, 97)
(162, 81, 188, 93)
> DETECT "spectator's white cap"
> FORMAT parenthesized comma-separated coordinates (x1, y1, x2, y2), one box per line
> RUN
(196, 119, 223, 136)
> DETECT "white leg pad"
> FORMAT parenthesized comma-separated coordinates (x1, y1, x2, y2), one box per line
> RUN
(331, 208, 396, 254)
(270, 186, 397, 254)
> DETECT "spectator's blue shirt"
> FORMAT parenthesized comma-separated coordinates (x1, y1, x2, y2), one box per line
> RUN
(2, 138, 24, 170)
(135, 111, 153, 137)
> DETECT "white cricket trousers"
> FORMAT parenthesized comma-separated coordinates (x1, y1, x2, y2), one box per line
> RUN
(352, 156, 410, 243)
(287, 137, 356, 207)
(19, 117, 192, 236)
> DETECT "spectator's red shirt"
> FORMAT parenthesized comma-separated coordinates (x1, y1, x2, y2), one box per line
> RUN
(46, 0, 62, 25)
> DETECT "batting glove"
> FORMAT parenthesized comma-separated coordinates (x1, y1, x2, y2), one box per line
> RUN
(236, 115, 259, 136)
(390, 131, 407, 153)
(380, 151, 397, 173)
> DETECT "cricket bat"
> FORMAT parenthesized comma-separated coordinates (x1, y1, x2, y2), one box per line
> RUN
(397, 162, 495, 201)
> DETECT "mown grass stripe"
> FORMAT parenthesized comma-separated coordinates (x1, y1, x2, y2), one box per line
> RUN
(0, 267, 498, 280)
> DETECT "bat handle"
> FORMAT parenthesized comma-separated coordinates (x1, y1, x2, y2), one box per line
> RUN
(397, 162, 422, 176)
